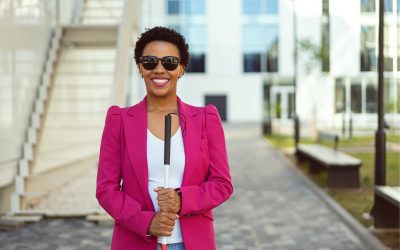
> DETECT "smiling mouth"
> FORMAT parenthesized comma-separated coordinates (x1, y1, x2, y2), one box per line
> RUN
(151, 78, 169, 88)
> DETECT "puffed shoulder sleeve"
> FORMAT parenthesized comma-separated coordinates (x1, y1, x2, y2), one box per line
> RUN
(180, 104, 234, 216)
(96, 106, 155, 240)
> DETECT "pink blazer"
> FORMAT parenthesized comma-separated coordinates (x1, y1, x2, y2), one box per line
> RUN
(96, 96, 233, 250)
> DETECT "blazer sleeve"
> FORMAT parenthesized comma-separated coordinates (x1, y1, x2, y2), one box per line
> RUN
(180, 104, 234, 215)
(96, 106, 155, 239)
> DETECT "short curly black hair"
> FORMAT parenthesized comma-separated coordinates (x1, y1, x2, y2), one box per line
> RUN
(134, 26, 190, 68)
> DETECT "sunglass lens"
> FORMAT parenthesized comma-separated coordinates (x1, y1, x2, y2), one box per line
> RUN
(141, 56, 158, 70)
(162, 57, 179, 71)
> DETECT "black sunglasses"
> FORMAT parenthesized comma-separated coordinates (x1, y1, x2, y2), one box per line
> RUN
(140, 56, 181, 71)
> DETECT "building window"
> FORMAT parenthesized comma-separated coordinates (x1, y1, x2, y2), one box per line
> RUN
(398, 0, 400, 13)
(167, 0, 206, 73)
(171, 24, 207, 73)
(335, 78, 346, 113)
(243, 24, 279, 72)
(361, 0, 375, 12)
(385, 0, 393, 12)
(242, 0, 278, 14)
(360, 26, 376, 71)
(366, 84, 377, 113)
(186, 54, 205, 72)
(167, 0, 205, 15)
(351, 84, 362, 113)
(244, 53, 261, 72)
(167, 0, 180, 14)
(384, 25, 394, 71)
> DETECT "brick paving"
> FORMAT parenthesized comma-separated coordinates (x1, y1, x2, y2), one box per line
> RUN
(0, 124, 371, 249)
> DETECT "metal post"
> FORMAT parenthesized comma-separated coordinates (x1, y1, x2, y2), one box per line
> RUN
(293, 0, 297, 114)
(374, 0, 386, 186)
(292, 0, 298, 145)
(349, 112, 353, 139)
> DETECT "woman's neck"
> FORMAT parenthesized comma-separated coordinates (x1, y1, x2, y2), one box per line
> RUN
(147, 94, 178, 113)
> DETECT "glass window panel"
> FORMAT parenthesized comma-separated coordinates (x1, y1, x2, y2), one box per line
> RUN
(186, 53, 205, 72)
(384, 0, 393, 12)
(243, 0, 261, 14)
(243, 24, 279, 72)
(351, 84, 362, 113)
(168, 0, 180, 14)
(398, 0, 400, 13)
(335, 78, 346, 113)
(384, 78, 394, 113)
(266, 0, 279, 14)
(360, 26, 376, 71)
(186, 24, 206, 53)
(243, 24, 265, 52)
(184, 0, 205, 14)
(244, 53, 261, 72)
(366, 84, 377, 113)
(361, 0, 375, 12)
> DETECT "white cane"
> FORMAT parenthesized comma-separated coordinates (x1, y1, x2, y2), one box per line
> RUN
(161, 114, 172, 250)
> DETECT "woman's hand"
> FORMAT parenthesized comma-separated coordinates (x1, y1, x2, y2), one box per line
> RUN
(154, 187, 181, 214)
(148, 212, 179, 236)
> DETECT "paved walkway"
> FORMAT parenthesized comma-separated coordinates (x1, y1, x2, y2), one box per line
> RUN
(0, 124, 374, 249)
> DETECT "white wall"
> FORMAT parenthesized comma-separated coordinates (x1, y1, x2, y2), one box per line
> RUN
(330, 0, 360, 77)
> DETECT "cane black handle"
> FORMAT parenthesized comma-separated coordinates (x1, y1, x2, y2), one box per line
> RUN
(164, 114, 172, 165)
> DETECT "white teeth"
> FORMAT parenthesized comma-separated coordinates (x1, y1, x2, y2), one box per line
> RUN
(153, 79, 168, 84)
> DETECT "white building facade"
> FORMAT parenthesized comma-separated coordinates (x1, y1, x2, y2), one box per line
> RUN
(135, 0, 399, 133)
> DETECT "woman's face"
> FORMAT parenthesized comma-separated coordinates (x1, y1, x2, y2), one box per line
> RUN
(138, 41, 185, 99)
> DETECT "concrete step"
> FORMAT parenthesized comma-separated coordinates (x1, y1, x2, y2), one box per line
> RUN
(54, 74, 113, 86)
(59, 48, 115, 60)
(56, 61, 115, 73)
(44, 113, 106, 127)
(51, 87, 110, 98)
(34, 143, 99, 174)
(47, 99, 109, 113)
(62, 25, 118, 46)
(40, 127, 103, 143)
(80, 17, 121, 25)
(81, 8, 122, 18)
(85, 0, 124, 8)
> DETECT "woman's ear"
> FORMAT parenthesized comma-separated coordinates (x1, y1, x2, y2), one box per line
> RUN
(179, 65, 185, 78)
(137, 64, 143, 78)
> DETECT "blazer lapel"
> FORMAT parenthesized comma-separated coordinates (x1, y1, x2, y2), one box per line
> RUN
(124, 97, 154, 210)
(178, 97, 202, 186)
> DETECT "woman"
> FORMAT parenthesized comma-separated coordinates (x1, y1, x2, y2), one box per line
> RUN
(96, 26, 233, 250)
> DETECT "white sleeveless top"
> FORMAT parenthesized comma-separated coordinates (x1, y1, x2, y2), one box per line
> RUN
(147, 127, 185, 244)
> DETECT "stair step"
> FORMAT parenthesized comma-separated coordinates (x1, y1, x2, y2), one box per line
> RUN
(80, 18, 121, 25)
(34, 144, 99, 174)
(51, 87, 110, 98)
(56, 61, 115, 73)
(54, 75, 113, 85)
(59, 48, 115, 60)
(81, 9, 122, 17)
(85, 1, 124, 8)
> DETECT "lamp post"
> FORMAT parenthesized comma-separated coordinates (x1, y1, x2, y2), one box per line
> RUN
(292, 0, 299, 148)
(374, 0, 386, 187)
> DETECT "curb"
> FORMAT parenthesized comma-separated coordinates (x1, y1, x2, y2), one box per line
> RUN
(275, 148, 389, 250)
